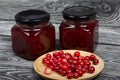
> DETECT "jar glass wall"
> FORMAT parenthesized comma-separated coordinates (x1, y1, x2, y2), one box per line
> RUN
(11, 10, 55, 60)
(59, 6, 99, 52)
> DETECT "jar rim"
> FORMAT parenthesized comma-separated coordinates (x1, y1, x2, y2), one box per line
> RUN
(15, 9, 50, 24)
(62, 6, 96, 20)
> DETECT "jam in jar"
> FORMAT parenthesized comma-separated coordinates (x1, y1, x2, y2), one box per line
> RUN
(59, 6, 99, 52)
(11, 10, 55, 60)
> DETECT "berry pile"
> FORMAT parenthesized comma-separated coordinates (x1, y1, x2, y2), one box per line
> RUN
(42, 50, 99, 79)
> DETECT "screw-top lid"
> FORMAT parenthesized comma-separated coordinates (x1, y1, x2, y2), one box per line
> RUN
(62, 6, 96, 20)
(15, 10, 50, 24)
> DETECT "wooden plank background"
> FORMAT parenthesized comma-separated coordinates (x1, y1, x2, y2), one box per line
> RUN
(0, 0, 120, 80)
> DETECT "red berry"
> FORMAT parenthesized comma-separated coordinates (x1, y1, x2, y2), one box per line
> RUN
(78, 56, 84, 60)
(61, 65, 68, 70)
(46, 54, 51, 59)
(42, 58, 47, 64)
(93, 59, 99, 65)
(68, 58, 73, 63)
(78, 70, 83, 77)
(49, 65, 55, 71)
(79, 61, 84, 66)
(73, 72, 79, 78)
(61, 58, 68, 64)
(76, 65, 82, 70)
(44, 67, 52, 75)
(81, 67, 87, 74)
(54, 66, 59, 71)
(44, 60, 51, 67)
(67, 69, 72, 73)
(61, 54, 66, 58)
(52, 58, 58, 64)
(84, 65, 90, 70)
(72, 60, 78, 65)
(61, 71, 67, 76)
(67, 72, 73, 79)
(84, 56, 90, 61)
(88, 66, 95, 73)
(74, 51, 80, 57)
(59, 50, 64, 56)
(53, 52, 59, 57)
(43, 50, 97, 79)
(84, 60, 91, 66)
(90, 54, 96, 60)
(65, 53, 72, 59)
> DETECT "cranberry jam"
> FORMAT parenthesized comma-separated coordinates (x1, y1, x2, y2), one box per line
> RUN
(11, 10, 55, 60)
(59, 6, 99, 52)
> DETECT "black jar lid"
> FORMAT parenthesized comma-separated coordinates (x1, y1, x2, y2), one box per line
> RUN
(62, 6, 96, 20)
(15, 10, 50, 24)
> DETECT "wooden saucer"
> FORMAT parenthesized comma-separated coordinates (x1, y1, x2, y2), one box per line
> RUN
(34, 50, 104, 80)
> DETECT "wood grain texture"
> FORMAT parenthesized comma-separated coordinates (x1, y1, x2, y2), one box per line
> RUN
(0, 0, 120, 25)
(0, 0, 120, 80)
(0, 36, 120, 80)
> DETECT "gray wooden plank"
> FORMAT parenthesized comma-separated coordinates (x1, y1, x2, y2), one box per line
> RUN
(0, 36, 120, 79)
(0, 0, 120, 25)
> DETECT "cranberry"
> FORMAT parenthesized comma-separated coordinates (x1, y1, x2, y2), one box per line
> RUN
(61, 71, 67, 76)
(61, 54, 66, 58)
(57, 57, 62, 62)
(44, 60, 51, 67)
(74, 51, 80, 57)
(72, 60, 78, 65)
(61, 58, 68, 64)
(45, 54, 51, 59)
(42, 50, 99, 79)
(79, 61, 84, 66)
(84, 65, 90, 70)
(76, 65, 82, 70)
(84, 60, 91, 66)
(58, 69, 63, 74)
(42, 58, 47, 64)
(44, 67, 52, 75)
(54, 66, 59, 71)
(68, 58, 73, 63)
(56, 55, 61, 59)
(73, 72, 79, 78)
(67, 72, 73, 79)
(84, 56, 90, 61)
(78, 56, 84, 60)
(88, 66, 95, 73)
(65, 53, 72, 59)
(90, 54, 96, 60)
(67, 69, 72, 73)
(77, 70, 83, 77)
(52, 58, 58, 64)
(52, 63, 57, 67)
(53, 52, 59, 57)
(93, 59, 99, 65)
(61, 65, 69, 70)
(81, 67, 87, 74)
(58, 50, 64, 56)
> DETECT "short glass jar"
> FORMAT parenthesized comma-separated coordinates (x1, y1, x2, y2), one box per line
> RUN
(11, 10, 55, 60)
(59, 6, 99, 52)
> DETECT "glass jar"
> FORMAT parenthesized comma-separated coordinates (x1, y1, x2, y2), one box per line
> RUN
(59, 6, 99, 52)
(11, 10, 55, 60)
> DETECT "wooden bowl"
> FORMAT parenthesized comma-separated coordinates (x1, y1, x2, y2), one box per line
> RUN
(34, 50, 104, 80)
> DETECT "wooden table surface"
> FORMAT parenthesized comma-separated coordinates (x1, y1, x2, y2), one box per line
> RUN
(0, 0, 120, 80)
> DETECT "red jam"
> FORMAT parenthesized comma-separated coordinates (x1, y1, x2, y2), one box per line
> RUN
(59, 6, 99, 52)
(11, 10, 55, 60)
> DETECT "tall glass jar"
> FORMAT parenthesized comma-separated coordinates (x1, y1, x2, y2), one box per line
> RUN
(11, 10, 55, 60)
(59, 6, 99, 52)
